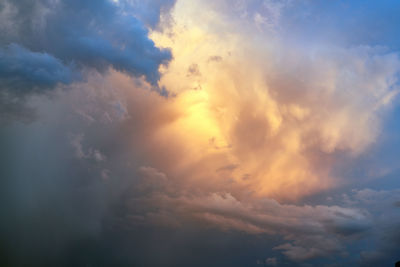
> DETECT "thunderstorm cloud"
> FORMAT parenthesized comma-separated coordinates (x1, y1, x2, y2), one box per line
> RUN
(1, 1, 400, 266)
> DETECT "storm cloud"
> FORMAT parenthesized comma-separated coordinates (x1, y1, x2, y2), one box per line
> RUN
(0, 0, 172, 120)
(1, 0, 400, 266)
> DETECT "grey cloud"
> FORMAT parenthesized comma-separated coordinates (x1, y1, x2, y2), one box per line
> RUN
(0, 44, 73, 92)
(0, 0, 174, 120)
(0, 43, 73, 122)
(0, 70, 399, 267)
(265, 257, 278, 266)
(274, 237, 341, 262)
(346, 189, 400, 266)
(13, 0, 173, 84)
(0, 91, 36, 122)
(2, 1, 400, 267)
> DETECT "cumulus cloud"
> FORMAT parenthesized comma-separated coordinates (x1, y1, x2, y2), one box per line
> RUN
(151, 0, 400, 201)
(0, 43, 73, 121)
(0, 44, 73, 91)
(2, 69, 398, 265)
(0, 0, 173, 120)
(2, 0, 400, 266)
(0, 0, 172, 81)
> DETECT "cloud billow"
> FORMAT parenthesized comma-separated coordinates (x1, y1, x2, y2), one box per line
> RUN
(2, 0, 400, 266)
(0, 44, 73, 92)
(0, 0, 172, 103)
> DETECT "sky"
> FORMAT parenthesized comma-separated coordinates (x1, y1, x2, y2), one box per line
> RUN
(1, 0, 400, 266)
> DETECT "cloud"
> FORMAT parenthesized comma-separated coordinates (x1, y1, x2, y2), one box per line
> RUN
(1, 0, 400, 266)
(0, 44, 73, 91)
(265, 257, 277, 266)
(274, 239, 340, 262)
(0, 0, 174, 120)
(151, 3, 400, 200)
(0, 43, 73, 122)
(0, 66, 399, 266)
(118, 0, 177, 29)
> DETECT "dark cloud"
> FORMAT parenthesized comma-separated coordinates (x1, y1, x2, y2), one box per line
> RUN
(0, 91, 36, 122)
(0, 67, 396, 267)
(0, 0, 173, 120)
(1, 1, 400, 266)
(0, 75, 275, 266)
(0, 44, 73, 92)
(1, 69, 400, 266)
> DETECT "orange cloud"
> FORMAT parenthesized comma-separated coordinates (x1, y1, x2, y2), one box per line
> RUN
(62, 0, 399, 203)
